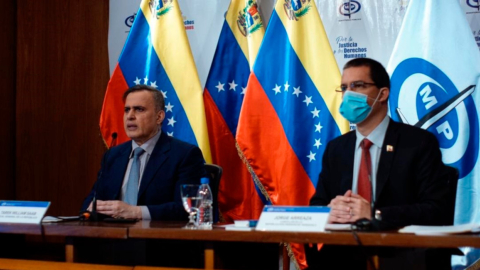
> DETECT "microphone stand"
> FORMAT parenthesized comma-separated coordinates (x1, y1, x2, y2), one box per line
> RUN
(368, 175, 381, 231)
(89, 181, 100, 221)
(368, 174, 395, 231)
(110, 132, 117, 148)
(82, 133, 117, 221)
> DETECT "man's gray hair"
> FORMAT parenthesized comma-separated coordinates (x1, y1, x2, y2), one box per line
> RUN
(122, 84, 165, 112)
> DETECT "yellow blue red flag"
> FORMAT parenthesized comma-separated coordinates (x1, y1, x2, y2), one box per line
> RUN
(100, 0, 211, 162)
(203, 0, 265, 222)
(236, 0, 349, 267)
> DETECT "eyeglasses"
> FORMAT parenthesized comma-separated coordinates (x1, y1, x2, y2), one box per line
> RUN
(335, 81, 377, 92)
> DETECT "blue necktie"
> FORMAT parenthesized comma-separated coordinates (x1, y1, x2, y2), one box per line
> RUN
(124, 147, 145, 205)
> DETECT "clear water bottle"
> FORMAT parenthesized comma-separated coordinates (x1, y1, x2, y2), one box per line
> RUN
(197, 177, 213, 228)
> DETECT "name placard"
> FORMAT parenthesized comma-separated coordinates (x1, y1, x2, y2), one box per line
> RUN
(0, 201, 50, 224)
(256, 206, 330, 232)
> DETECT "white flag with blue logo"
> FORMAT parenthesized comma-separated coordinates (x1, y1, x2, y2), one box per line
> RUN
(387, 0, 480, 268)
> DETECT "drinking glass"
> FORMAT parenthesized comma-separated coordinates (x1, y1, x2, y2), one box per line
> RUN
(180, 184, 200, 229)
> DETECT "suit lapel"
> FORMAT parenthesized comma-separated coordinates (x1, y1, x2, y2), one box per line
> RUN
(138, 132, 170, 197)
(341, 132, 356, 193)
(375, 120, 399, 202)
(105, 144, 131, 200)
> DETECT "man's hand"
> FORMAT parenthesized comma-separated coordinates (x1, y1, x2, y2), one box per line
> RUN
(327, 190, 353, 223)
(349, 193, 372, 221)
(327, 190, 371, 223)
(96, 200, 142, 219)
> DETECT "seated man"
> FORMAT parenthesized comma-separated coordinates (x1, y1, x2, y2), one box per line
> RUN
(82, 85, 205, 220)
(306, 58, 450, 269)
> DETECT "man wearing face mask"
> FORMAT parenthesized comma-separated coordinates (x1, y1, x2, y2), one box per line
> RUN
(306, 58, 450, 269)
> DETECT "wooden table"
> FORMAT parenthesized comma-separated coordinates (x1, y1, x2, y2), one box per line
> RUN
(0, 221, 129, 264)
(130, 221, 480, 248)
(2, 221, 480, 269)
(129, 221, 480, 269)
(0, 221, 129, 238)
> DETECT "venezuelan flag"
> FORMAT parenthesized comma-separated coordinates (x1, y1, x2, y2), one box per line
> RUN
(236, 0, 349, 267)
(203, 0, 265, 222)
(100, 0, 211, 162)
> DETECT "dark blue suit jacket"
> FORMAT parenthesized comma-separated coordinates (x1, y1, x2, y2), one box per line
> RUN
(310, 120, 450, 227)
(82, 132, 206, 220)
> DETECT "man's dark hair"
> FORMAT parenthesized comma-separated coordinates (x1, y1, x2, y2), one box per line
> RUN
(123, 84, 165, 112)
(343, 58, 390, 89)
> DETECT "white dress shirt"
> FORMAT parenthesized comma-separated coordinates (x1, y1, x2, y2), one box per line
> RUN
(352, 115, 390, 202)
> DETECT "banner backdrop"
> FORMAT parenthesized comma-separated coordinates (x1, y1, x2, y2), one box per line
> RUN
(108, 0, 274, 87)
(460, 0, 480, 51)
(109, 1, 480, 81)
(315, 0, 409, 70)
(108, 0, 141, 76)
(108, 0, 229, 88)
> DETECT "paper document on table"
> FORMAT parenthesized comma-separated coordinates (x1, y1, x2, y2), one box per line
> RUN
(42, 216, 63, 223)
(217, 224, 254, 231)
(234, 220, 258, 227)
(225, 224, 254, 231)
(42, 215, 81, 223)
(399, 223, 480, 235)
(325, 224, 352, 231)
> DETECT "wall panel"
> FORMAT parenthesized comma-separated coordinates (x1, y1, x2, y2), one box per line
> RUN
(0, 0, 16, 200)
(16, 0, 109, 215)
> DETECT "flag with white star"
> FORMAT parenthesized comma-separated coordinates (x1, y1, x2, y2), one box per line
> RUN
(236, 1, 349, 268)
(203, 0, 265, 222)
(99, 0, 211, 162)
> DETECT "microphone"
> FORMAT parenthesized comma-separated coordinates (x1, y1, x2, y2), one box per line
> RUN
(89, 178, 100, 221)
(86, 132, 116, 219)
(80, 149, 111, 221)
(80, 169, 101, 221)
(110, 132, 118, 148)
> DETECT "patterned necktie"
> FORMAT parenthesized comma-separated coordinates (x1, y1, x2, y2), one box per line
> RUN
(358, 139, 373, 202)
(124, 147, 145, 205)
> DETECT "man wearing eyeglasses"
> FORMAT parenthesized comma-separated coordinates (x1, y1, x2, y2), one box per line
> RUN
(306, 58, 451, 269)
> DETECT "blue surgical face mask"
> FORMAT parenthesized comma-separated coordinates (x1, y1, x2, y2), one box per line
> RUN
(339, 90, 382, 124)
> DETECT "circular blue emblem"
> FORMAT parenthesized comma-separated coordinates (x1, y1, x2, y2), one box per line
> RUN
(339, 1, 361, 17)
(389, 58, 479, 178)
(467, 0, 480, 10)
(125, 13, 136, 28)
